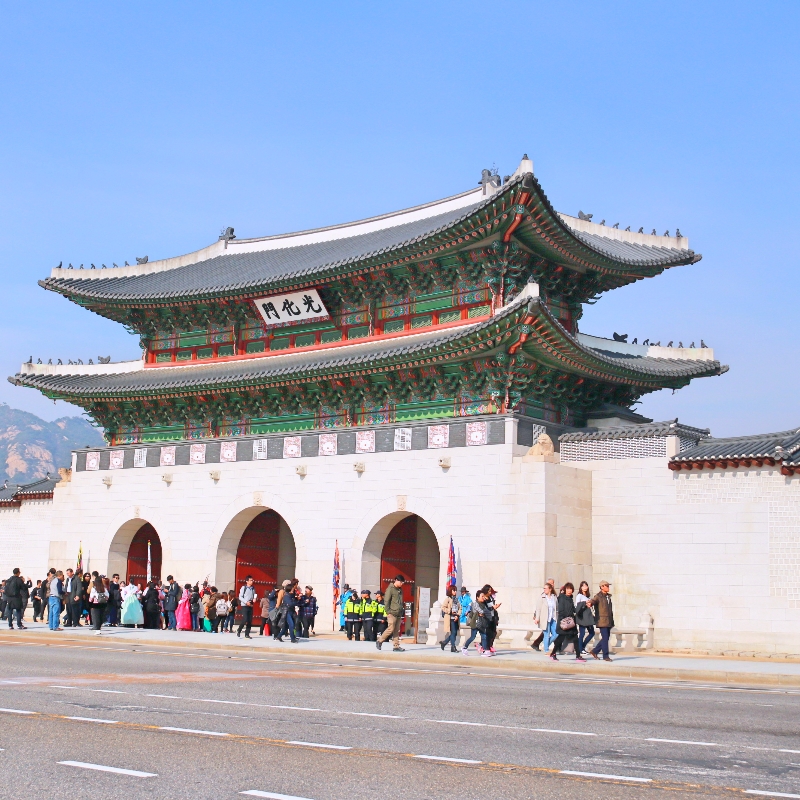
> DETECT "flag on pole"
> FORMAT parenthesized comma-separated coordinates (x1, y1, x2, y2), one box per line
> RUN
(332, 540, 340, 627)
(447, 536, 457, 587)
(146, 540, 152, 583)
(76, 542, 83, 574)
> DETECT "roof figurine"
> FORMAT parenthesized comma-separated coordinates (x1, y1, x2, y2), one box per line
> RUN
(11, 156, 726, 446)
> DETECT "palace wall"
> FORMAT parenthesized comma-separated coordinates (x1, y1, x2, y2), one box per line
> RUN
(1, 418, 798, 655)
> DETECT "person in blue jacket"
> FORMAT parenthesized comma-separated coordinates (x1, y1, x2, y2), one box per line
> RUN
(338, 583, 353, 631)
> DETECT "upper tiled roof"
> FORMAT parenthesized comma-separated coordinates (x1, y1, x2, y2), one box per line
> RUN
(0, 475, 60, 505)
(560, 419, 710, 443)
(671, 428, 800, 466)
(40, 161, 701, 306)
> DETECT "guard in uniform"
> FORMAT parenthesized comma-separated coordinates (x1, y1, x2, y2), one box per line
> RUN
(360, 590, 376, 641)
(345, 591, 364, 641)
(373, 591, 387, 639)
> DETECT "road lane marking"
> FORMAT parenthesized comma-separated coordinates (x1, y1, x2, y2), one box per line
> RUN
(147, 694, 179, 699)
(285, 741, 352, 750)
(426, 719, 487, 726)
(49, 685, 76, 689)
(0, 708, 35, 714)
(241, 792, 315, 799)
(414, 755, 482, 764)
(348, 712, 404, 719)
(0, 681, 23, 684)
(58, 761, 156, 777)
(646, 738, 718, 746)
(88, 689, 127, 694)
(66, 716, 118, 724)
(159, 726, 229, 736)
(561, 770, 651, 783)
(532, 728, 596, 736)
(779, 749, 800, 754)
(745, 792, 800, 799)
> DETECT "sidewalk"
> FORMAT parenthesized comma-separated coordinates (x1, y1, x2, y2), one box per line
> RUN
(4, 621, 800, 688)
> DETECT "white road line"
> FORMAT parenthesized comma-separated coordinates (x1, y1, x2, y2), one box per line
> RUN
(745, 792, 800, 799)
(347, 712, 404, 719)
(241, 791, 315, 800)
(285, 741, 352, 750)
(426, 719, 487, 727)
(0, 681, 23, 684)
(414, 755, 482, 764)
(88, 689, 127, 694)
(58, 761, 156, 778)
(780, 749, 800, 754)
(159, 726, 229, 736)
(49, 685, 76, 689)
(532, 728, 596, 736)
(0, 708, 35, 715)
(561, 770, 652, 783)
(147, 694, 179, 699)
(66, 716, 118, 724)
(646, 737, 718, 746)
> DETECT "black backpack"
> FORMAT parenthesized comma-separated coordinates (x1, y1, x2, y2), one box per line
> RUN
(5, 578, 20, 598)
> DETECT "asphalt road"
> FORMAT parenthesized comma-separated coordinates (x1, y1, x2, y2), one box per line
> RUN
(0, 638, 798, 799)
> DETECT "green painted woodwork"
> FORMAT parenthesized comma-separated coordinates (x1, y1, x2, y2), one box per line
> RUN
(197, 348, 213, 359)
(179, 331, 209, 348)
(141, 425, 185, 442)
(155, 353, 172, 363)
(439, 310, 461, 324)
(321, 330, 342, 343)
(395, 399, 455, 422)
(411, 315, 433, 329)
(218, 345, 235, 357)
(250, 415, 315, 434)
(468, 305, 491, 318)
(271, 338, 290, 351)
(246, 340, 265, 353)
(348, 326, 370, 340)
(384, 320, 405, 333)
(295, 334, 316, 348)
(176, 351, 193, 361)
(414, 292, 453, 313)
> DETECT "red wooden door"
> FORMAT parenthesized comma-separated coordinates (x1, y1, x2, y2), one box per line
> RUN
(235, 511, 281, 602)
(127, 523, 161, 586)
(380, 515, 417, 607)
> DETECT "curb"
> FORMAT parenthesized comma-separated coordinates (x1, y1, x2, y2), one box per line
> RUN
(4, 630, 800, 688)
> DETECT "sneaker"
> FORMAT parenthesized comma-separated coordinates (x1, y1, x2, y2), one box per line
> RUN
(549, 653, 558, 661)
(94, 631, 102, 636)
(245, 635, 252, 639)
(477, 646, 484, 654)
(489, 647, 496, 654)
(376, 641, 382, 650)
(575, 657, 587, 662)
(393, 646, 405, 652)
(481, 651, 492, 657)
(530, 643, 541, 651)
(461, 647, 468, 655)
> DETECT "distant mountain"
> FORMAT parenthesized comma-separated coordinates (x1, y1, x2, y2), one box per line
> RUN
(0, 403, 105, 483)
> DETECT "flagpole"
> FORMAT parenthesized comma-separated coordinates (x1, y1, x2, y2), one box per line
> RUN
(146, 539, 152, 583)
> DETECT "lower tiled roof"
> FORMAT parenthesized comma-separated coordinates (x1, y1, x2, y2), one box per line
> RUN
(671, 428, 800, 467)
(560, 419, 710, 443)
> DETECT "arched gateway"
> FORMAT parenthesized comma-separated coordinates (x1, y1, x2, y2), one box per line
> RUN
(108, 519, 162, 586)
(216, 508, 296, 597)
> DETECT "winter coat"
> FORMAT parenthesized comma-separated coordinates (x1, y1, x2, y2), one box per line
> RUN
(474, 600, 493, 631)
(163, 582, 181, 612)
(260, 597, 271, 618)
(534, 593, 557, 628)
(3, 576, 27, 610)
(383, 584, 404, 616)
(556, 593, 578, 637)
(591, 591, 614, 628)
(441, 595, 461, 620)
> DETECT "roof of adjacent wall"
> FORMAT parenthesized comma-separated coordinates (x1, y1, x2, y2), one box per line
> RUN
(671, 428, 800, 466)
(560, 419, 710, 443)
(0, 474, 60, 505)
(39, 161, 699, 308)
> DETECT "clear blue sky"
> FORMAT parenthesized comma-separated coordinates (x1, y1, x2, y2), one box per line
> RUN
(1, 2, 797, 436)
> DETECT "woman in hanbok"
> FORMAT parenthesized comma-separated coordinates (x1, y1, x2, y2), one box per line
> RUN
(176, 583, 192, 630)
(120, 580, 144, 627)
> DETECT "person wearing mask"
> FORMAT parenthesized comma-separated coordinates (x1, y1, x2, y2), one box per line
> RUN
(373, 592, 387, 640)
(590, 581, 615, 662)
(31, 580, 44, 623)
(345, 591, 364, 641)
(47, 570, 64, 631)
(575, 580, 595, 655)
(533, 583, 558, 653)
(376, 575, 405, 652)
(121, 580, 144, 627)
(439, 585, 461, 653)
(106, 574, 122, 626)
(529, 577, 556, 651)
(63, 569, 81, 628)
(4, 568, 27, 630)
(237, 576, 257, 639)
(163, 575, 181, 631)
(299, 586, 317, 639)
(88, 573, 109, 635)
(549, 582, 586, 662)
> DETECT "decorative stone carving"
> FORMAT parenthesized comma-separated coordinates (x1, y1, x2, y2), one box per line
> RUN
(523, 433, 558, 463)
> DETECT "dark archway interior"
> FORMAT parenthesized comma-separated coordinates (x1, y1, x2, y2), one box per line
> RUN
(127, 522, 161, 585)
(233, 510, 296, 599)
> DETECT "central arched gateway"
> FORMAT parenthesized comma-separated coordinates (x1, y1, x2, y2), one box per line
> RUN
(126, 522, 162, 585)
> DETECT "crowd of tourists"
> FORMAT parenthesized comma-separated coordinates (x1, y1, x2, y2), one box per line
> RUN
(2, 566, 615, 660)
(0, 568, 319, 641)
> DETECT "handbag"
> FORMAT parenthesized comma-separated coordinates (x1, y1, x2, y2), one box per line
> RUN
(466, 610, 477, 629)
(202, 618, 212, 632)
(559, 616, 576, 631)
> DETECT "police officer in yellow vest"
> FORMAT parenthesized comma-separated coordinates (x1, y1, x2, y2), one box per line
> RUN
(361, 590, 378, 641)
(345, 591, 364, 641)
(373, 591, 387, 639)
